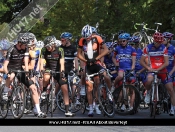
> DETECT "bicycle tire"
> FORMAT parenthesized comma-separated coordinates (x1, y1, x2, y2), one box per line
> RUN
(97, 85, 115, 118)
(10, 85, 25, 119)
(113, 84, 141, 116)
(24, 89, 33, 114)
(0, 85, 9, 119)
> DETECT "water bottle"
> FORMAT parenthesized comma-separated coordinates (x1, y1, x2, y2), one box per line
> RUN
(87, 41, 93, 59)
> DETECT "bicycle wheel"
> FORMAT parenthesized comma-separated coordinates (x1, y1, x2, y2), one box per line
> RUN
(98, 86, 115, 118)
(40, 91, 49, 114)
(56, 90, 65, 113)
(24, 89, 33, 114)
(10, 85, 25, 119)
(113, 84, 141, 116)
(0, 84, 9, 119)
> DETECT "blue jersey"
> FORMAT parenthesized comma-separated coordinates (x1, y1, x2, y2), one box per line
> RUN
(166, 44, 175, 72)
(114, 45, 136, 70)
(34, 49, 40, 70)
(135, 48, 143, 71)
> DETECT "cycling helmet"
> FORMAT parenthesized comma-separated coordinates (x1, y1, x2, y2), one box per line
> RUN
(60, 32, 73, 40)
(36, 41, 44, 48)
(162, 32, 174, 39)
(81, 24, 92, 38)
(105, 42, 113, 49)
(118, 33, 130, 40)
(43, 36, 56, 47)
(129, 36, 140, 43)
(55, 40, 61, 47)
(153, 32, 164, 43)
(91, 26, 97, 34)
(17, 33, 30, 44)
(0, 39, 11, 50)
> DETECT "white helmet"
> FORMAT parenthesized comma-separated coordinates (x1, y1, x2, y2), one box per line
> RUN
(55, 40, 61, 47)
(81, 24, 92, 38)
(36, 40, 44, 48)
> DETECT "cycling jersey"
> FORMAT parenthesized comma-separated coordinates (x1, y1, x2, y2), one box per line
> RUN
(40, 47, 64, 71)
(78, 35, 103, 61)
(166, 44, 175, 72)
(113, 45, 136, 70)
(104, 52, 117, 79)
(60, 44, 77, 74)
(142, 43, 168, 69)
(6, 45, 29, 70)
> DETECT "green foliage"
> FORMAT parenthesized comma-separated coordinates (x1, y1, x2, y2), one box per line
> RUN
(1, 0, 175, 41)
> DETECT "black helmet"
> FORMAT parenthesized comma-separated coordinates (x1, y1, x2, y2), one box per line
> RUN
(17, 33, 30, 44)
(43, 36, 56, 47)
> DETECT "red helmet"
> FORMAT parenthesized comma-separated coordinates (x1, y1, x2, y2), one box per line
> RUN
(153, 32, 164, 43)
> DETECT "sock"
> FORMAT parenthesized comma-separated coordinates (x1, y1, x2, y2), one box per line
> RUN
(171, 104, 174, 111)
(65, 105, 69, 113)
(89, 104, 93, 111)
(173, 105, 175, 111)
(35, 104, 40, 113)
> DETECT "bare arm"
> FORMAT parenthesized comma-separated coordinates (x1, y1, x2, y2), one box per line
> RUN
(131, 56, 136, 70)
(77, 48, 86, 62)
(96, 44, 109, 60)
(169, 60, 175, 76)
(3, 60, 9, 74)
(60, 58, 65, 72)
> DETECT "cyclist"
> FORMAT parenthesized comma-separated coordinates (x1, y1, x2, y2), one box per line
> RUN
(112, 33, 136, 111)
(140, 32, 175, 111)
(77, 24, 111, 116)
(162, 32, 175, 116)
(60, 32, 80, 104)
(40, 35, 75, 117)
(3, 33, 46, 117)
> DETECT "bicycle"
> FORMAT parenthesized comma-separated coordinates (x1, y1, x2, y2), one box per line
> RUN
(85, 68, 115, 118)
(112, 70, 141, 116)
(56, 69, 85, 113)
(146, 71, 169, 119)
(133, 22, 162, 48)
(0, 70, 28, 119)
(40, 70, 61, 117)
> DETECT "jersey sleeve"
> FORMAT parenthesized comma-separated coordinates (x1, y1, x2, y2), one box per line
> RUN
(131, 47, 137, 56)
(78, 38, 84, 48)
(142, 47, 148, 57)
(96, 35, 104, 45)
(24, 47, 29, 57)
(163, 47, 168, 56)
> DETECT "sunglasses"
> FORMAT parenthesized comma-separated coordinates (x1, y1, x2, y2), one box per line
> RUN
(121, 40, 127, 43)
(61, 39, 66, 42)
(28, 44, 35, 48)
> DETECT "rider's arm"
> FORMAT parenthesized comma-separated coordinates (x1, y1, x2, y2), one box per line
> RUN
(96, 43, 109, 60)
(59, 47, 65, 72)
(3, 60, 9, 74)
(28, 50, 36, 70)
(169, 60, 175, 75)
(24, 48, 29, 72)
(39, 48, 45, 71)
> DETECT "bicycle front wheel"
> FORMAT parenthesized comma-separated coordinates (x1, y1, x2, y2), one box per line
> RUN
(113, 84, 141, 116)
(11, 85, 25, 119)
